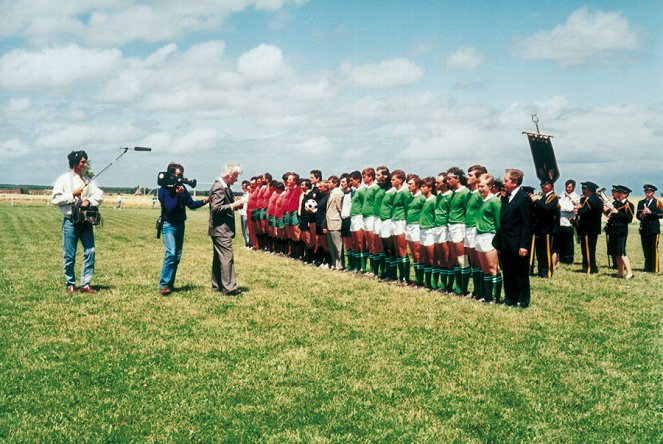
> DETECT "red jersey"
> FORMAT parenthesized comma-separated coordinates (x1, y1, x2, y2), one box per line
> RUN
(286, 186, 302, 213)
(247, 185, 260, 211)
(276, 191, 288, 218)
(267, 191, 281, 217)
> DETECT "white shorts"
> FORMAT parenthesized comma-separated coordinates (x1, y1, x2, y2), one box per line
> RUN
(363, 216, 375, 233)
(464, 226, 477, 248)
(373, 218, 382, 234)
(405, 224, 420, 242)
(420, 227, 436, 247)
(448, 223, 466, 243)
(434, 226, 448, 244)
(475, 232, 496, 253)
(391, 219, 406, 236)
(350, 215, 364, 232)
(380, 219, 392, 238)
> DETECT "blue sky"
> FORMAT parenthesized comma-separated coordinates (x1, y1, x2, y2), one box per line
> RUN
(1, 1, 661, 191)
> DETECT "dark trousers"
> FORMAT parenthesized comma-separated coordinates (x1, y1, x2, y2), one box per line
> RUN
(580, 234, 599, 273)
(500, 250, 531, 307)
(641, 232, 660, 273)
(534, 234, 554, 278)
(555, 226, 575, 264)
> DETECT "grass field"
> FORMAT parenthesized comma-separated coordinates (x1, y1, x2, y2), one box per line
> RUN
(0, 205, 661, 442)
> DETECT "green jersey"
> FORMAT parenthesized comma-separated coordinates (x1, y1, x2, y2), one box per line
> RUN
(350, 185, 366, 216)
(406, 192, 425, 224)
(373, 187, 386, 217)
(476, 194, 501, 234)
(391, 187, 410, 221)
(448, 185, 471, 224)
(419, 195, 437, 229)
(379, 188, 396, 221)
(435, 190, 453, 227)
(464, 189, 483, 228)
(362, 182, 379, 217)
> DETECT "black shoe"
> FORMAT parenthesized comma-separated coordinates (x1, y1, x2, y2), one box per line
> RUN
(225, 289, 242, 296)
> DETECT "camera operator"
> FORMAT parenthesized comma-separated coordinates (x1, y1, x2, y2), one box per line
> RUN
(51, 150, 104, 294)
(158, 162, 209, 295)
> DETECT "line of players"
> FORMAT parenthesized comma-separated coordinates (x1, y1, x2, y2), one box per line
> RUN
(244, 166, 506, 303)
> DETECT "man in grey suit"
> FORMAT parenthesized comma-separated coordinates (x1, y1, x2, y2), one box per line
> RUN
(209, 163, 244, 295)
(325, 176, 344, 269)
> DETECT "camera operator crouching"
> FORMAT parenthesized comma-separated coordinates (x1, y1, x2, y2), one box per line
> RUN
(158, 163, 209, 295)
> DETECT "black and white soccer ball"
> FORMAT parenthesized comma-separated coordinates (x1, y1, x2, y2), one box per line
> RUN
(304, 198, 318, 213)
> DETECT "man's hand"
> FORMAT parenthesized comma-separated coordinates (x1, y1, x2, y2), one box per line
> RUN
(175, 185, 185, 194)
(519, 248, 528, 257)
(72, 187, 83, 197)
(203, 196, 210, 204)
(81, 198, 90, 208)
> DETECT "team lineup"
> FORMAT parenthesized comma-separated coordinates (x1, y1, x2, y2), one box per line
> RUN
(51, 150, 662, 307)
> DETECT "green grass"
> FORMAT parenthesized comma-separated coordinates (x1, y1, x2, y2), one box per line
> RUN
(0, 206, 661, 442)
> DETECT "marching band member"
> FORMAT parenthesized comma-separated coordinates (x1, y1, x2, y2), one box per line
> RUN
(555, 179, 579, 266)
(637, 184, 663, 273)
(605, 185, 634, 278)
(575, 181, 603, 274)
(531, 179, 559, 278)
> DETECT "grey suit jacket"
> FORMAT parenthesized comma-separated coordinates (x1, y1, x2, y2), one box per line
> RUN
(325, 187, 344, 231)
(208, 180, 236, 238)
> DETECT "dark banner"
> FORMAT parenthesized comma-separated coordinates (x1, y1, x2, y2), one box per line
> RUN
(525, 133, 559, 184)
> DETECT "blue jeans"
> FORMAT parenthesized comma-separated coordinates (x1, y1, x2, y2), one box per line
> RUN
(240, 215, 251, 247)
(160, 221, 185, 289)
(62, 218, 96, 287)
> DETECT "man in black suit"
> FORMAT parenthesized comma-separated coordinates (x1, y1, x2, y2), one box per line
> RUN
(209, 163, 244, 295)
(636, 184, 663, 273)
(575, 181, 603, 274)
(493, 169, 532, 308)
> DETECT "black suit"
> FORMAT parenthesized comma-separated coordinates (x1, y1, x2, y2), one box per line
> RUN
(636, 197, 663, 272)
(493, 188, 532, 307)
(577, 193, 603, 273)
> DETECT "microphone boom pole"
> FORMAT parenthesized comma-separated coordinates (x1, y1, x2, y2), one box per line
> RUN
(90, 146, 152, 181)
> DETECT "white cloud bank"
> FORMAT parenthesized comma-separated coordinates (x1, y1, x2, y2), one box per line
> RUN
(514, 6, 640, 66)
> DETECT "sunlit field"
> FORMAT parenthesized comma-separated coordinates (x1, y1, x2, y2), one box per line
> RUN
(1, 204, 660, 442)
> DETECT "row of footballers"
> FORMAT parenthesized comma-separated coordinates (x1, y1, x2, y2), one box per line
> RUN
(242, 166, 506, 303)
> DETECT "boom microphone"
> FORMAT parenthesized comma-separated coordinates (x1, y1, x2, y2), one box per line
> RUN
(132, 146, 152, 151)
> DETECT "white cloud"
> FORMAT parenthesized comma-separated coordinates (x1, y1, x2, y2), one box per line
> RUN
(237, 44, 290, 82)
(8, 98, 32, 112)
(446, 46, 484, 71)
(344, 58, 424, 89)
(1, 1, 305, 46)
(514, 6, 640, 66)
(0, 45, 122, 89)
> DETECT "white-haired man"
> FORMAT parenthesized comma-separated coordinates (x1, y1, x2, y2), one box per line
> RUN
(209, 163, 244, 296)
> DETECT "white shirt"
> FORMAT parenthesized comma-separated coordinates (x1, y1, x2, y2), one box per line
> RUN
(508, 186, 521, 203)
(559, 191, 580, 227)
(51, 171, 104, 217)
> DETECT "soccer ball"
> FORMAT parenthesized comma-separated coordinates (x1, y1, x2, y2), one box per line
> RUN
(304, 198, 318, 213)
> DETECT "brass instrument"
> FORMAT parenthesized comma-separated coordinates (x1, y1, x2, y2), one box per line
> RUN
(596, 187, 615, 213)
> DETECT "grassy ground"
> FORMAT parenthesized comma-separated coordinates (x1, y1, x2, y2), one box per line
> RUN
(0, 205, 660, 442)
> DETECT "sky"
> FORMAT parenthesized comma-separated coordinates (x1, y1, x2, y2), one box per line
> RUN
(1, 0, 661, 191)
